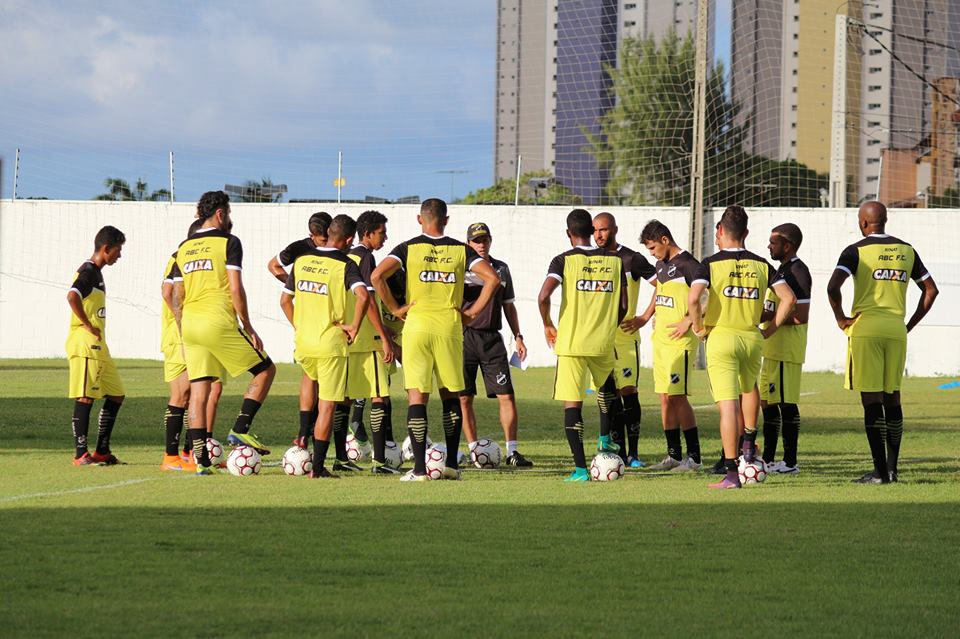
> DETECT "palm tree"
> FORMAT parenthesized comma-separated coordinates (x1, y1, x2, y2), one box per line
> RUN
(95, 177, 170, 201)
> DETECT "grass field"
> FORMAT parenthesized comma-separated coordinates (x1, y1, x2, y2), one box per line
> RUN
(1, 358, 958, 638)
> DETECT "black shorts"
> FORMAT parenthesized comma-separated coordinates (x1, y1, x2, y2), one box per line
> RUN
(462, 329, 514, 398)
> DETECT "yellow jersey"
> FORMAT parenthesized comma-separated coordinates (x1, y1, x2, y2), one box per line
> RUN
(615, 244, 657, 344)
(652, 250, 701, 352)
(171, 228, 243, 329)
(66, 261, 109, 359)
(694, 248, 781, 332)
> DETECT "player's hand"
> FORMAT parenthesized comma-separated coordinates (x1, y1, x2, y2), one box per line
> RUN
(836, 313, 859, 331)
(381, 339, 395, 364)
(460, 309, 478, 326)
(544, 325, 557, 349)
(668, 318, 692, 339)
(392, 302, 414, 321)
(516, 336, 527, 361)
(338, 323, 359, 344)
(245, 327, 263, 351)
(619, 316, 647, 333)
(85, 325, 102, 340)
(760, 324, 778, 339)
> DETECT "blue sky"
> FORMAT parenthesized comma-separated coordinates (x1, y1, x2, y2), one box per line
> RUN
(1, 0, 730, 202)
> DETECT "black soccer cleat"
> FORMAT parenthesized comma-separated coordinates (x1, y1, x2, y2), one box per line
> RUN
(332, 460, 363, 472)
(309, 468, 339, 479)
(709, 458, 726, 475)
(852, 470, 889, 484)
(505, 451, 534, 467)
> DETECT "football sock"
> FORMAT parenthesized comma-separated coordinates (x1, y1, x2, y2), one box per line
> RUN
(333, 403, 350, 462)
(761, 405, 781, 463)
(297, 410, 314, 444)
(441, 398, 463, 469)
(741, 430, 757, 463)
(190, 428, 209, 467)
(564, 407, 587, 469)
(596, 377, 617, 438)
(407, 404, 429, 475)
(884, 404, 903, 475)
(724, 458, 739, 483)
(370, 401, 387, 463)
(682, 427, 701, 463)
(382, 400, 394, 442)
(608, 395, 626, 461)
(665, 427, 683, 461)
(232, 398, 262, 434)
(181, 409, 192, 454)
(72, 400, 93, 458)
(623, 393, 641, 458)
(863, 402, 889, 478)
(164, 405, 186, 456)
(506, 440, 518, 456)
(780, 403, 800, 467)
(95, 398, 122, 455)
(312, 438, 330, 473)
(350, 398, 368, 442)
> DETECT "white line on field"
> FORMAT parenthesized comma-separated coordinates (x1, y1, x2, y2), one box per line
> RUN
(692, 391, 819, 411)
(0, 478, 159, 504)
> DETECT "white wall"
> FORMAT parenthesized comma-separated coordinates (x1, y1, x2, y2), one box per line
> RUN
(1, 199, 956, 377)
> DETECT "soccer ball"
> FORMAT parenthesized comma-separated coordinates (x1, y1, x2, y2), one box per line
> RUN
(590, 453, 625, 481)
(470, 438, 502, 469)
(738, 458, 767, 485)
(345, 433, 371, 462)
(383, 440, 403, 469)
(282, 446, 312, 476)
(226, 445, 262, 477)
(204, 437, 224, 466)
(401, 434, 433, 462)
(424, 445, 447, 480)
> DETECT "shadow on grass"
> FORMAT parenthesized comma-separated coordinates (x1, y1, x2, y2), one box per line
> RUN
(1, 503, 958, 637)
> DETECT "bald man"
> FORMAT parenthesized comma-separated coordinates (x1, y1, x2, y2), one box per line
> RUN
(827, 201, 938, 484)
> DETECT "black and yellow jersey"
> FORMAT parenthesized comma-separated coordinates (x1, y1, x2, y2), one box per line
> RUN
(762, 257, 812, 363)
(66, 261, 109, 359)
(170, 228, 242, 327)
(615, 245, 657, 344)
(694, 248, 782, 332)
(547, 246, 627, 357)
(275, 237, 317, 271)
(463, 256, 515, 332)
(652, 250, 701, 352)
(385, 234, 482, 338)
(161, 252, 180, 353)
(835, 234, 929, 338)
(346, 245, 380, 353)
(283, 247, 365, 359)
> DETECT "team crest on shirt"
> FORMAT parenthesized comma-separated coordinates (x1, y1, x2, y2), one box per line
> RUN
(670, 373, 680, 384)
(420, 270, 456, 283)
(621, 367, 633, 379)
(655, 295, 674, 308)
(297, 281, 329, 295)
(182, 259, 214, 273)
(872, 268, 907, 282)
(667, 264, 677, 277)
(576, 279, 614, 292)
(722, 286, 759, 299)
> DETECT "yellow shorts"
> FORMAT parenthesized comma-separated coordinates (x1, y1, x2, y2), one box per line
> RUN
(705, 328, 762, 402)
(612, 339, 641, 389)
(347, 350, 391, 399)
(553, 353, 615, 402)
(300, 356, 348, 402)
(181, 319, 269, 380)
(69, 356, 125, 399)
(760, 358, 802, 404)
(845, 336, 906, 393)
(401, 331, 464, 393)
(653, 345, 694, 395)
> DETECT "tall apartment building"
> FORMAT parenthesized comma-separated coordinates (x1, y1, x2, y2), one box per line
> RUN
(494, 0, 706, 203)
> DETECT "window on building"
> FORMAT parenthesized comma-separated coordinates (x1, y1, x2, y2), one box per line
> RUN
(624, 20, 636, 27)
(869, 12, 883, 19)
(868, 139, 881, 145)
(868, 85, 881, 91)
(869, 49, 881, 55)
(624, 3, 637, 9)
(868, 103, 881, 109)
(868, 121, 881, 127)
(867, 176, 878, 182)
(869, 67, 882, 73)
(867, 158, 880, 164)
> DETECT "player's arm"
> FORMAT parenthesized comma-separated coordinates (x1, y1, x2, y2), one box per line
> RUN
(827, 246, 859, 330)
(342, 286, 370, 344)
(227, 270, 263, 349)
(906, 275, 938, 333)
(161, 280, 182, 328)
(267, 255, 288, 283)
(760, 282, 796, 339)
(279, 271, 296, 328)
(461, 258, 501, 324)
(66, 290, 99, 339)
(621, 284, 657, 333)
(268, 242, 296, 283)
(687, 282, 708, 339)
(537, 277, 561, 348)
(357, 253, 393, 361)
(371, 253, 410, 319)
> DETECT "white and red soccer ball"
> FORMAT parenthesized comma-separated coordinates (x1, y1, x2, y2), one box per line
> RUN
(226, 445, 262, 477)
(470, 438, 502, 469)
(345, 433, 371, 463)
(203, 438, 225, 466)
(424, 444, 447, 480)
(282, 445, 313, 476)
(738, 458, 767, 485)
(383, 440, 403, 469)
(401, 435, 433, 462)
(590, 453, 625, 481)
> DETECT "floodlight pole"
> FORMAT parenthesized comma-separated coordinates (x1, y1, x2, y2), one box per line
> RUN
(168, 151, 175, 202)
(13, 147, 20, 200)
(688, 0, 708, 260)
(514, 154, 522, 207)
(337, 150, 343, 204)
(828, 14, 849, 207)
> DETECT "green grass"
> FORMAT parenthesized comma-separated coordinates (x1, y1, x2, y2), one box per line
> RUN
(1, 359, 958, 638)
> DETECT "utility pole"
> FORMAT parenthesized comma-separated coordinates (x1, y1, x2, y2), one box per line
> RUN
(168, 151, 175, 202)
(688, 0, 708, 259)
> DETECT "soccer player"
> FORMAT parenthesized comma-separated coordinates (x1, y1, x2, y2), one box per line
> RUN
(160, 220, 225, 472)
(592, 212, 657, 467)
(281, 214, 370, 479)
(66, 226, 126, 466)
(826, 201, 938, 484)
(267, 212, 332, 449)
(371, 198, 500, 482)
(171, 190, 277, 475)
(759, 223, 812, 474)
(343, 210, 398, 474)
(688, 206, 796, 489)
(640, 220, 703, 472)
(537, 209, 627, 482)
(459, 222, 533, 467)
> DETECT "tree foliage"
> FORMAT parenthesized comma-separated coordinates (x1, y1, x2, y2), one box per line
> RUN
(458, 171, 582, 205)
(94, 177, 170, 202)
